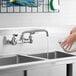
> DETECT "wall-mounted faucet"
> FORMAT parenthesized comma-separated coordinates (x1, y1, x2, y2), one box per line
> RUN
(20, 29, 49, 43)
(3, 29, 48, 45)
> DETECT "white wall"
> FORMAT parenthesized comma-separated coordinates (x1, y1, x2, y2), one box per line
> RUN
(0, 0, 76, 55)
(0, 0, 76, 28)
(0, 27, 71, 55)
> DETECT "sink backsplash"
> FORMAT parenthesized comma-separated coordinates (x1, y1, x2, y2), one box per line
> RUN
(0, 27, 71, 55)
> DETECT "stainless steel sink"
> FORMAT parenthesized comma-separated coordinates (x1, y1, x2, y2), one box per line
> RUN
(31, 51, 74, 59)
(0, 55, 42, 66)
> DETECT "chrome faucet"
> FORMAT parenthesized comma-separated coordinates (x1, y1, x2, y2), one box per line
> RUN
(3, 29, 48, 45)
(20, 29, 49, 43)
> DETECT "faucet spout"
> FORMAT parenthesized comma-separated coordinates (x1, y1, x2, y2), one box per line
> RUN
(30, 29, 48, 37)
(21, 29, 48, 37)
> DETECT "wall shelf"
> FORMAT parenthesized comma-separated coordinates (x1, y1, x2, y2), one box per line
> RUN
(0, 0, 60, 13)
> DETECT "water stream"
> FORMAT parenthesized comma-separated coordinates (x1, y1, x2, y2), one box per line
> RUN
(46, 37, 49, 59)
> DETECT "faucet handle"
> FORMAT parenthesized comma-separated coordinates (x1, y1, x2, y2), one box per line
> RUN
(13, 34, 18, 37)
(29, 35, 33, 43)
(11, 34, 18, 45)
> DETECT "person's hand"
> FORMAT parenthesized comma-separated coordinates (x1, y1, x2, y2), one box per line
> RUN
(61, 33, 76, 51)
(70, 27, 76, 34)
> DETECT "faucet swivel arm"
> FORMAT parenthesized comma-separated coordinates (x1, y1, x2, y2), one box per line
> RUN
(20, 29, 49, 43)
(23, 29, 48, 36)
(20, 29, 48, 39)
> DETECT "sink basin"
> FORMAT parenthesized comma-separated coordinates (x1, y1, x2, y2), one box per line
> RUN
(0, 55, 42, 66)
(31, 51, 74, 59)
